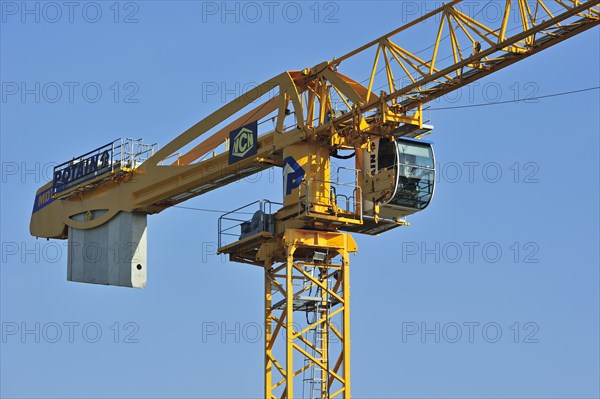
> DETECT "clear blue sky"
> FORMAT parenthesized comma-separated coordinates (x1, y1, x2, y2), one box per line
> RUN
(1, 1, 599, 398)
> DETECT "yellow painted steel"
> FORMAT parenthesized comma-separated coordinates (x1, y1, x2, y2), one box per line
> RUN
(28, 1, 600, 397)
(282, 143, 331, 208)
(31, 0, 599, 239)
(263, 229, 356, 398)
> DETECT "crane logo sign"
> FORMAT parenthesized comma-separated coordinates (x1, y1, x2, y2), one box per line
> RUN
(283, 156, 305, 196)
(228, 121, 258, 164)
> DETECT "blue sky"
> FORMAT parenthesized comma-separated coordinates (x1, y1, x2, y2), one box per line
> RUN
(1, 1, 599, 398)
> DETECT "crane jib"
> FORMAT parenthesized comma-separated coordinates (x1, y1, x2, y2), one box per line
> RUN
(24, 1, 600, 395)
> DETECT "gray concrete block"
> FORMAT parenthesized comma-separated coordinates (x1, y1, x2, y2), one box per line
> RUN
(67, 211, 147, 288)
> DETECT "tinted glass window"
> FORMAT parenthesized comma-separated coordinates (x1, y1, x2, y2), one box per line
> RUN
(388, 139, 435, 210)
(377, 139, 396, 170)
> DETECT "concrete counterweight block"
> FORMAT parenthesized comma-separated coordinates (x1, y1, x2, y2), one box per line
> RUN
(67, 211, 147, 288)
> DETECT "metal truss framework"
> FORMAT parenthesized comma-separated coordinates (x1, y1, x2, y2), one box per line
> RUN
(262, 230, 357, 399)
(29, 1, 600, 398)
(317, 0, 600, 138)
(32, 0, 599, 239)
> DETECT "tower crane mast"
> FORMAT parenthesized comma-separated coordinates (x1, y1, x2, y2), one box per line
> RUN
(29, 1, 599, 397)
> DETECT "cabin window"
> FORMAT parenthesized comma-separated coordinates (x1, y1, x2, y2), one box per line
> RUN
(388, 139, 435, 210)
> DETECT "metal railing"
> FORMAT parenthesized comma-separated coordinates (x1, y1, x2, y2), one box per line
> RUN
(113, 138, 157, 170)
(218, 200, 282, 249)
(298, 167, 363, 222)
(52, 138, 157, 195)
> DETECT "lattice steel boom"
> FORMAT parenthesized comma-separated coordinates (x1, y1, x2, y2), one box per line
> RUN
(30, 1, 599, 398)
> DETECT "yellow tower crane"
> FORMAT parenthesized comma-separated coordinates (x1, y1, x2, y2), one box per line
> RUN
(30, 1, 599, 397)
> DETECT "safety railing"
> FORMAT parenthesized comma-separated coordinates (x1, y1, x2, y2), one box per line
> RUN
(298, 167, 362, 223)
(52, 138, 157, 195)
(114, 138, 157, 170)
(218, 200, 282, 249)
